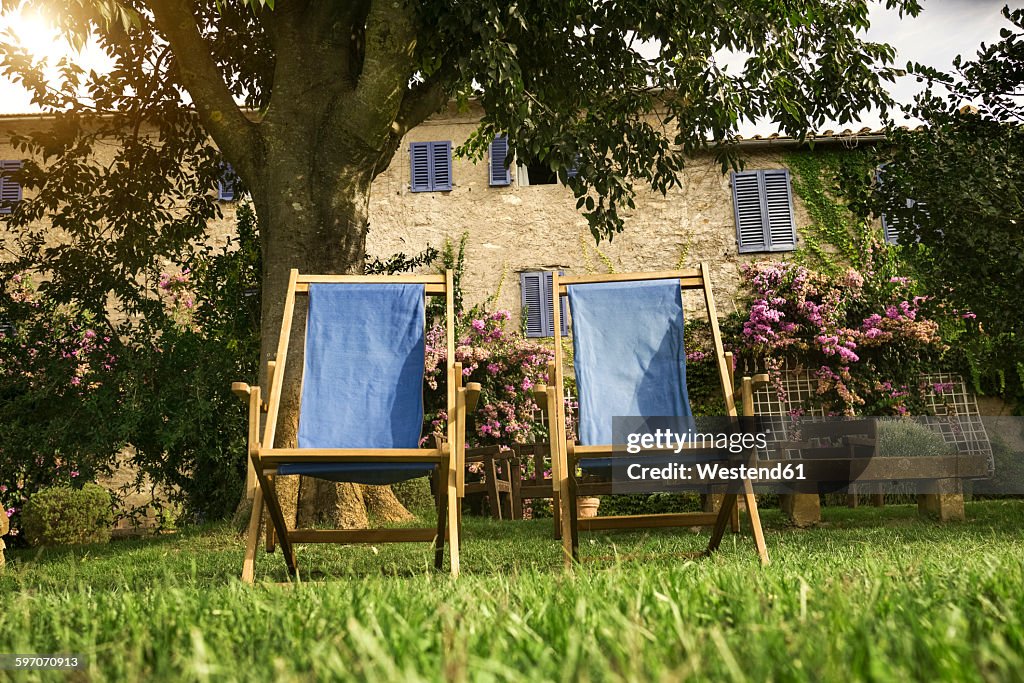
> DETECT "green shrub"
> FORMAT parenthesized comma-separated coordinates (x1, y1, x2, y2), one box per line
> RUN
(391, 479, 435, 518)
(22, 484, 113, 547)
(597, 493, 704, 516)
(878, 419, 955, 457)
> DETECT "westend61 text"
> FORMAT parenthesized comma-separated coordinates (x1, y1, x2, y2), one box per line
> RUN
(625, 428, 769, 455)
(626, 462, 807, 482)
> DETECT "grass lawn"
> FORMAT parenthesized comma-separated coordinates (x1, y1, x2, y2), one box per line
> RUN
(2, 500, 1024, 681)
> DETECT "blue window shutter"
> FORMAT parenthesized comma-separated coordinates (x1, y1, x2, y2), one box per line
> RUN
(882, 213, 899, 245)
(410, 142, 431, 192)
(0, 160, 23, 215)
(489, 136, 511, 186)
(566, 154, 580, 180)
(732, 171, 766, 253)
(554, 271, 568, 337)
(877, 165, 898, 244)
(217, 162, 236, 201)
(763, 169, 797, 251)
(521, 272, 547, 338)
(430, 141, 452, 191)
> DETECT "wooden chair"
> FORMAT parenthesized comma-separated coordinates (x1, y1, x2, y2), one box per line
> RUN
(463, 446, 516, 519)
(544, 266, 771, 567)
(232, 269, 475, 582)
(510, 442, 554, 522)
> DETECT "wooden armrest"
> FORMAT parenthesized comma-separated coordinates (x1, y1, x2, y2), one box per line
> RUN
(231, 382, 251, 402)
(844, 436, 877, 447)
(466, 382, 481, 413)
(752, 373, 770, 389)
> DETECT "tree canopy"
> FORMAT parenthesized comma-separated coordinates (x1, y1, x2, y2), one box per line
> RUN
(862, 6, 1024, 403)
(0, 0, 927, 521)
(0, 0, 922, 318)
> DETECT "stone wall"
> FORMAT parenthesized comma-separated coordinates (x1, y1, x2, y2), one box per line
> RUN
(367, 102, 817, 320)
(1, 106, 837, 325)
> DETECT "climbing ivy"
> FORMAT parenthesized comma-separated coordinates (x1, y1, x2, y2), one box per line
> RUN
(784, 149, 881, 273)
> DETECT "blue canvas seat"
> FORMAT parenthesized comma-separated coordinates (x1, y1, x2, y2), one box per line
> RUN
(543, 266, 770, 567)
(280, 283, 434, 485)
(233, 270, 469, 583)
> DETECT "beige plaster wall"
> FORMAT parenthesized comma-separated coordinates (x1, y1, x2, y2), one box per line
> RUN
(1, 108, 825, 323)
(367, 104, 814, 321)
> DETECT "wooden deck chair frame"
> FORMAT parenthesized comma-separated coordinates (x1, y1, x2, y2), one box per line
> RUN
(543, 265, 771, 567)
(232, 269, 474, 582)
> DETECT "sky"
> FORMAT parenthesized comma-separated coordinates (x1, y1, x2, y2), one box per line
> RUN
(0, 1, 1015, 132)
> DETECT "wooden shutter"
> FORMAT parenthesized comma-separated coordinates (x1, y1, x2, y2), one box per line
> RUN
(566, 154, 580, 180)
(763, 169, 797, 251)
(521, 272, 547, 338)
(544, 271, 568, 337)
(0, 160, 22, 214)
(489, 136, 511, 186)
(430, 141, 452, 191)
(732, 171, 766, 253)
(882, 214, 899, 245)
(217, 163, 236, 201)
(410, 142, 431, 192)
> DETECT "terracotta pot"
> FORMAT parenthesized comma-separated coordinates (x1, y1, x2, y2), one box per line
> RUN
(576, 496, 601, 518)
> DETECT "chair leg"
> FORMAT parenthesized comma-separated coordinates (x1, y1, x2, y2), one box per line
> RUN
(510, 457, 523, 520)
(456, 500, 463, 551)
(446, 462, 461, 578)
(707, 493, 738, 553)
(742, 479, 769, 565)
(485, 457, 502, 520)
(241, 487, 264, 584)
(557, 488, 575, 568)
(266, 516, 276, 553)
(434, 470, 447, 571)
(258, 473, 298, 577)
(568, 476, 580, 563)
(553, 491, 562, 539)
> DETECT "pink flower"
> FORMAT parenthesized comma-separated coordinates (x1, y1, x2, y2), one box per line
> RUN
(962, 312, 977, 320)
(471, 319, 485, 332)
(70, 470, 79, 478)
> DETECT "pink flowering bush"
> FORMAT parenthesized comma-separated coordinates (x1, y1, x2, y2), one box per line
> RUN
(733, 252, 948, 416)
(0, 274, 122, 538)
(423, 309, 554, 450)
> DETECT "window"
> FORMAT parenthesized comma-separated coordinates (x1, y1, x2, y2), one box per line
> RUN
(517, 159, 558, 186)
(217, 163, 237, 201)
(520, 271, 568, 338)
(0, 160, 23, 215)
(881, 204, 911, 245)
(410, 141, 452, 192)
(489, 135, 511, 186)
(876, 165, 919, 245)
(731, 169, 797, 253)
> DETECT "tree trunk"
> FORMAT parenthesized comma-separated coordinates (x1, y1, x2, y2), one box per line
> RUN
(249, 148, 413, 529)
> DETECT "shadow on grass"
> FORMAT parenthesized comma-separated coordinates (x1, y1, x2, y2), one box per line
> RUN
(4, 499, 1023, 589)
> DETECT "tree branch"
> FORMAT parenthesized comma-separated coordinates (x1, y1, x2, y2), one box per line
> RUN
(147, 0, 261, 176)
(345, 0, 419, 148)
(394, 78, 448, 137)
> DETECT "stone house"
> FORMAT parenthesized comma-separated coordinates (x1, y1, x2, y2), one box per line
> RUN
(0, 104, 890, 338)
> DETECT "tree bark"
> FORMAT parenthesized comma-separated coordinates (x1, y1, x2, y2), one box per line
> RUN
(149, 0, 445, 530)
(250, 142, 413, 529)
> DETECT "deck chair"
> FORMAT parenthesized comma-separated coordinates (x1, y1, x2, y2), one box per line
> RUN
(232, 269, 475, 582)
(543, 266, 771, 566)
